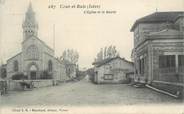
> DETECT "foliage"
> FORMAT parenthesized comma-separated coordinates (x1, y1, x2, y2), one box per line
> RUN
(86, 68, 95, 77)
(60, 49, 79, 64)
(12, 73, 28, 80)
(95, 45, 119, 62)
(75, 70, 86, 80)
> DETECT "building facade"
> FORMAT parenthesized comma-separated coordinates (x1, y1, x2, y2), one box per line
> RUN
(131, 12, 184, 95)
(6, 3, 67, 82)
(0, 64, 6, 78)
(92, 57, 134, 84)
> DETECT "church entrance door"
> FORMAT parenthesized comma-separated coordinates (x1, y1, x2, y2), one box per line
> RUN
(29, 64, 38, 80)
(30, 71, 36, 80)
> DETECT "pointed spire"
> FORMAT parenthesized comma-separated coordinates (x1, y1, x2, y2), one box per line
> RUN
(24, 1, 37, 24)
(22, 2, 38, 40)
(28, 2, 33, 13)
(26, 1, 34, 16)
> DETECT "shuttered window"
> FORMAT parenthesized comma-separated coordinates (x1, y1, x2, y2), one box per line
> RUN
(178, 55, 184, 67)
(104, 74, 113, 80)
(138, 58, 145, 74)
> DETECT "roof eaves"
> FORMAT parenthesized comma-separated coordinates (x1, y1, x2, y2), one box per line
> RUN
(7, 52, 22, 62)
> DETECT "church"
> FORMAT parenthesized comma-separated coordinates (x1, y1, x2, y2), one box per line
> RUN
(6, 3, 67, 82)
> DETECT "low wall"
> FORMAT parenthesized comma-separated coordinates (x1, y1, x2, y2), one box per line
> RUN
(8, 80, 22, 91)
(32, 80, 54, 88)
(7, 80, 55, 91)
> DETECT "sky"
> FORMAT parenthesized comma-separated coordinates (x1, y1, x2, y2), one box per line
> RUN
(0, 0, 184, 69)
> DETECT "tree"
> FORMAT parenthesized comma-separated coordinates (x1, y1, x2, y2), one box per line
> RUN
(96, 48, 103, 62)
(95, 45, 119, 62)
(60, 49, 79, 64)
(104, 47, 107, 59)
(12, 73, 27, 80)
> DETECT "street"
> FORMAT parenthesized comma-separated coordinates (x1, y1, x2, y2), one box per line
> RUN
(0, 78, 182, 106)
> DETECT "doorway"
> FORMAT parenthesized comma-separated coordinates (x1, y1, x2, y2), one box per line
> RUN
(29, 64, 38, 80)
(30, 71, 36, 80)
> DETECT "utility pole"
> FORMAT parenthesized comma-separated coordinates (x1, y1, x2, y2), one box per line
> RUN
(53, 24, 55, 55)
(155, 0, 158, 12)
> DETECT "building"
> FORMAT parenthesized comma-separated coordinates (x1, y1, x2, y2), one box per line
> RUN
(92, 56, 134, 84)
(0, 64, 7, 79)
(131, 12, 184, 95)
(6, 3, 67, 82)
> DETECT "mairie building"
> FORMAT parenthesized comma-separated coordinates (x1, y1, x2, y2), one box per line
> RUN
(131, 11, 184, 96)
(6, 3, 67, 82)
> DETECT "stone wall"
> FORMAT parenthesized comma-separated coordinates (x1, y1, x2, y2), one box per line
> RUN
(6, 53, 23, 79)
(43, 53, 68, 81)
(32, 80, 54, 88)
(7, 80, 55, 91)
(95, 58, 134, 84)
(8, 80, 22, 91)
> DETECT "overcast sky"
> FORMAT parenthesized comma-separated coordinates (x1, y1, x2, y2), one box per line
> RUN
(0, 0, 184, 69)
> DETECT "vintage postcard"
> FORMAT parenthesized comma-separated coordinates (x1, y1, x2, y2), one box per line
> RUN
(0, 0, 184, 114)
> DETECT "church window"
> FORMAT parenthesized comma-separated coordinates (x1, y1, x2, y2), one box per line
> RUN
(13, 60, 19, 72)
(48, 60, 53, 72)
(27, 45, 39, 60)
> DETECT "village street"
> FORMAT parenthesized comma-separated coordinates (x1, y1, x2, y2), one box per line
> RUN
(0, 78, 182, 107)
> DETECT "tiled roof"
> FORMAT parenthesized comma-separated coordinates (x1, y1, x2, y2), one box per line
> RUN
(92, 58, 112, 66)
(131, 11, 184, 31)
(92, 56, 133, 67)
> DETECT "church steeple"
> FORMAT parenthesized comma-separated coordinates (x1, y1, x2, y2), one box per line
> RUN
(22, 2, 38, 40)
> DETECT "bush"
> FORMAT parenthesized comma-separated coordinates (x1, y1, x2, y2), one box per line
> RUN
(12, 73, 28, 80)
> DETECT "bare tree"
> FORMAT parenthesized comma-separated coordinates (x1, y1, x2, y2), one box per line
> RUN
(60, 49, 79, 64)
(95, 45, 119, 62)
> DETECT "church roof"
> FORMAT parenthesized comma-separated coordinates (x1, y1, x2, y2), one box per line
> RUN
(7, 52, 22, 62)
(131, 11, 184, 31)
(28, 2, 33, 13)
(22, 36, 54, 51)
(44, 52, 64, 65)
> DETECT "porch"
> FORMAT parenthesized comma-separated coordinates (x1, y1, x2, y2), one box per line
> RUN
(152, 67, 184, 97)
(153, 67, 184, 83)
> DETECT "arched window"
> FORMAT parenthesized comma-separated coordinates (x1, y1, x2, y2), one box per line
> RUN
(27, 45, 39, 60)
(13, 60, 19, 72)
(48, 60, 52, 72)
